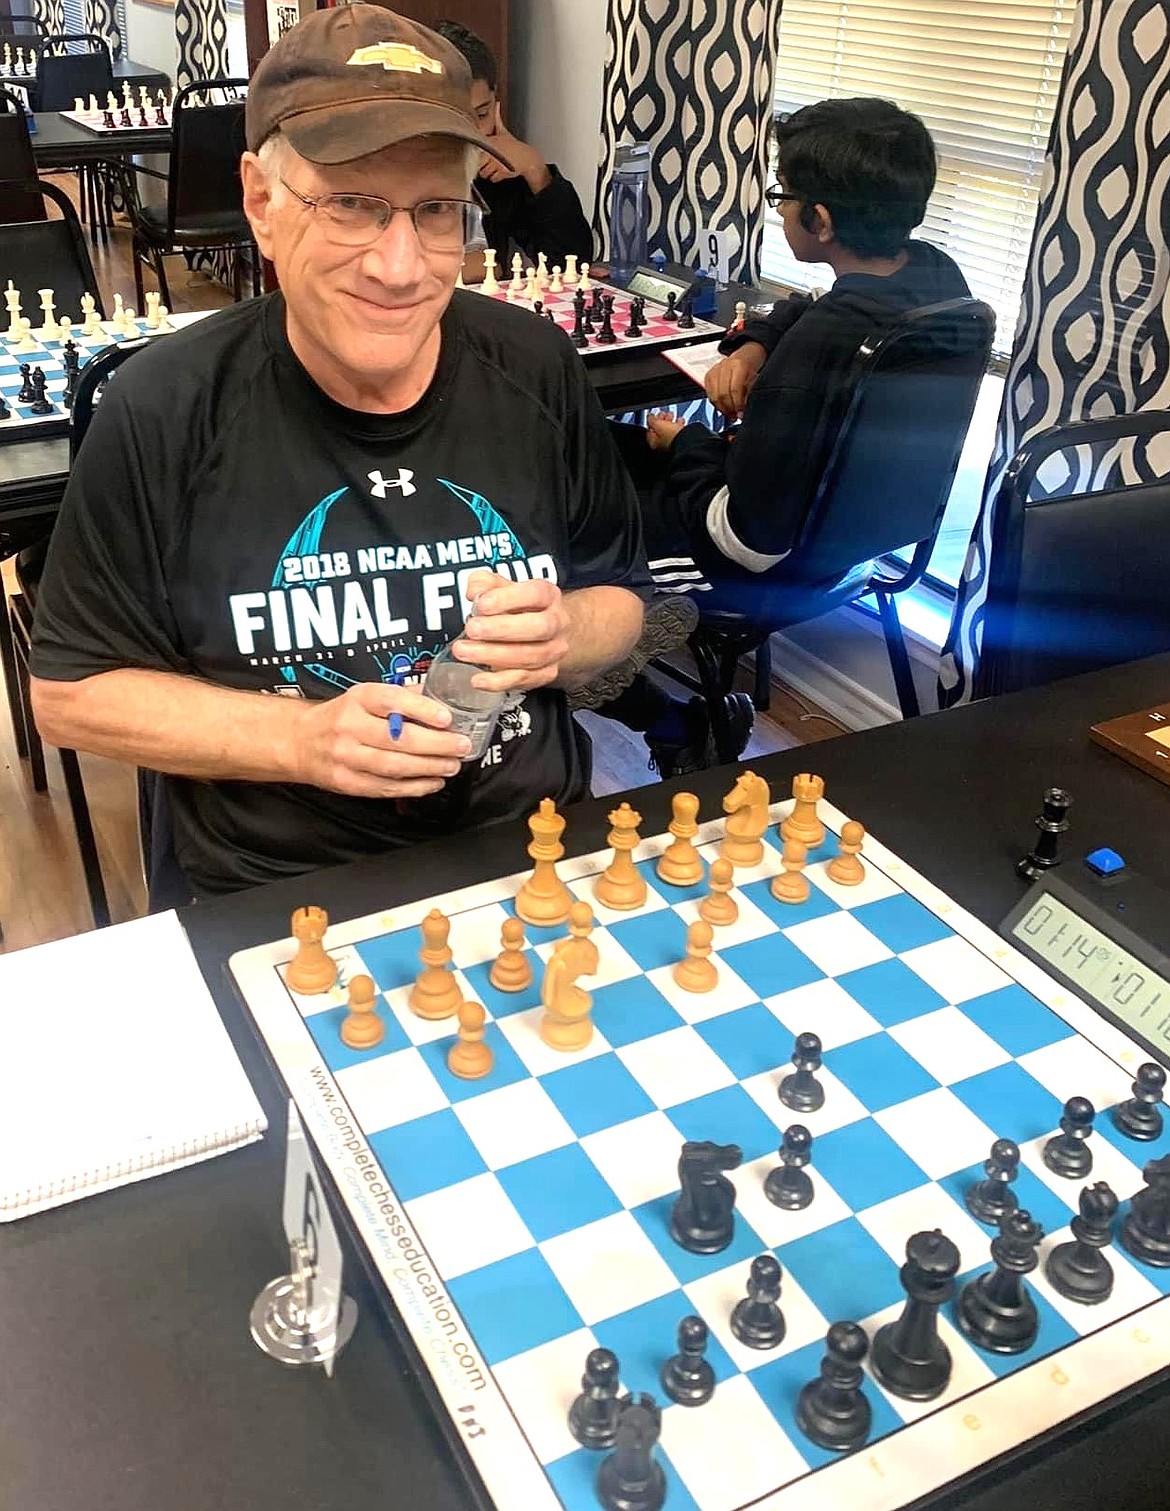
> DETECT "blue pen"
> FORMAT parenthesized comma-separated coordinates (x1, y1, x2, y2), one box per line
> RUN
(387, 671, 404, 741)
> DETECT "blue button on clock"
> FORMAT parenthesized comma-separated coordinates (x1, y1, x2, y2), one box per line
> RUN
(1086, 847, 1126, 876)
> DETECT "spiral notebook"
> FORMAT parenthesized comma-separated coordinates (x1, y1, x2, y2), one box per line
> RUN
(0, 910, 267, 1221)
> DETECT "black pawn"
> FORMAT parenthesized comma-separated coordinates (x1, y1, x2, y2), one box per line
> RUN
(1045, 1181, 1117, 1304)
(1016, 787, 1072, 880)
(596, 1398, 665, 1511)
(795, 1321, 872, 1453)
(596, 292, 617, 344)
(1112, 1062, 1166, 1142)
(102, 108, 115, 129)
(779, 1031, 825, 1113)
(677, 292, 696, 330)
(660, 1314, 715, 1407)
(545, 309, 557, 324)
(17, 362, 35, 402)
(137, 105, 149, 128)
(154, 102, 167, 127)
(765, 1124, 814, 1210)
(965, 1138, 1021, 1225)
(1119, 1154, 1170, 1269)
(119, 106, 132, 128)
(957, 1208, 1044, 1354)
(662, 290, 679, 323)
(730, 1253, 786, 1350)
(28, 367, 53, 415)
(871, 1229, 960, 1400)
(569, 1347, 622, 1450)
(533, 300, 543, 318)
(1043, 1096, 1095, 1180)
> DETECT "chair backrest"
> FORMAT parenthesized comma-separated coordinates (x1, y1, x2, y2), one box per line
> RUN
(0, 86, 42, 221)
(0, 176, 103, 319)
(785, 297, 996, 586)
(70, 335, 148, 461)
(166, 79, 249, 234)
(974, 411, 1170, 698)
(32, 36, 112, 111)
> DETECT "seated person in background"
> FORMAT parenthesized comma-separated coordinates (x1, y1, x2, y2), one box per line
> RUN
(28, 5, 645, 901)
(593, 96, 972, 777)
(433, 19, 594, 279)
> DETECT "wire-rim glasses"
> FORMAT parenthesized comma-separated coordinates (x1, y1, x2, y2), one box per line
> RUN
(279, 177, 486, 252)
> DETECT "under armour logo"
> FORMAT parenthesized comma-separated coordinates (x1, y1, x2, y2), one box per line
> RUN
(368, 468, 416, 498)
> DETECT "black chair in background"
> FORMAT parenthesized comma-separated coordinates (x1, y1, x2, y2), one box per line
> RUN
(0, 176, 102, 314)
(28, 33, 112, 111)
(0, 84, 44, 221)
(6, 340, 144, 930)
(973, 411, 1170, 699)
(660, 298, 996, 755)
(127, 78, 257, 308)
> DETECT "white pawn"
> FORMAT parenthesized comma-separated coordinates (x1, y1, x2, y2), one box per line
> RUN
(57, 318, 72, 348)
(155, 303, 175, 332)
(88, 94, 99, 115)
(578, 261, 592, 293)
(106, 91, 118, 114)
(144, 291, 161, 329)
(564, 253, 579, 287)
(122, 305, 137, 334)
(525, 266, 539, 302)
(481, 247, 498, 294)
(111, 291, 125, 333)
(550, 264, 564, 293)
(13, 318, 36, 353)
(73, 96, 85, 114)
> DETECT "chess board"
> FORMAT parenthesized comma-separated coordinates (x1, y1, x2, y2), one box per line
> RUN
(0, 311, 207, 441)
(467, 280, 725, 361)
(59, 105, 172, 135)
(229, 795, 1170, 1511)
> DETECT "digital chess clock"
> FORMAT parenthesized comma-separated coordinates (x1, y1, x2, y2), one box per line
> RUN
(624, 265, 707, 309)
(1001, 851, 1170, 1066)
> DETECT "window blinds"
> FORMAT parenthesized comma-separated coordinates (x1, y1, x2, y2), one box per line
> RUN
(763, 0, 1076, 353)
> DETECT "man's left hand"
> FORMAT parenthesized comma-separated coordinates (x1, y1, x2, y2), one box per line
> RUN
(478, 103, 553, 194)
(646, 411, 687, 450)
(452, 570, 570, 693)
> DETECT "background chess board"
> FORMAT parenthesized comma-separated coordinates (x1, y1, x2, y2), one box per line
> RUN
(0, 311, 207, 441)
(466, 280, 725, 360)
(60, 106, 172, 136)
(230, 799, 1170, 1511)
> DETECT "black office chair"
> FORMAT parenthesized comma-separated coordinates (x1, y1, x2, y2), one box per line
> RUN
(973, 411, 1170, 699)
(0, 85, 43, 221)
(661, 297, 996, 755)
(128, 79, 258, 308)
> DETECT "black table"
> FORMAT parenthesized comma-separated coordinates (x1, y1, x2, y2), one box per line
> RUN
(30, 108, 170, 169)
(3, 656, 1169, 1511)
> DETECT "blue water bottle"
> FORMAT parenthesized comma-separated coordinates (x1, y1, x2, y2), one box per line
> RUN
(608, 142, 650, 287)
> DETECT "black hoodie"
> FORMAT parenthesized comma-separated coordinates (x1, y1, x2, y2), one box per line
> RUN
(649, 239, 971, 580)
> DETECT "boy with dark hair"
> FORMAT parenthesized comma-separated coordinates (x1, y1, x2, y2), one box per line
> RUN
(590, 96, 973, 776)
(434, 19, 593, 275)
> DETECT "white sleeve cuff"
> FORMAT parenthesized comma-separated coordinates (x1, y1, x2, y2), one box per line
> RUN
(704, 487, 790, 574)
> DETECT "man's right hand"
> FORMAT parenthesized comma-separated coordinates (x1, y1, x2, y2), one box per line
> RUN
(292, 682, 472, 799)
(704, 341, 769, 421)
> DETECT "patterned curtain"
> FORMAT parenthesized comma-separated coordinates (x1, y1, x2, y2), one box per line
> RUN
(85, 0, 121, 57)
(174, 0, 230, 87)
(939, 0, 1170, 705)
(594, 0, 784, 285)
(31, 0, 65, 35)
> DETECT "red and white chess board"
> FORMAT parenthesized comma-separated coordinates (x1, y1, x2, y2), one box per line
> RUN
(61, 103, 172, 135)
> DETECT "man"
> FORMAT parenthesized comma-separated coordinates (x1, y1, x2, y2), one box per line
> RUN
(594, 97, 972, 774)
(29, 5, 645, 900)
(433, 19, 593, 277)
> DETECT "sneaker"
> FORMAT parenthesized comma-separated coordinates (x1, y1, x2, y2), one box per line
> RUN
(646, 693, 754, 779)
(568, 594, 700, 713)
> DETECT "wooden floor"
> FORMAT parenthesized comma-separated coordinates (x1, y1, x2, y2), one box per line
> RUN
(0, 184, 842, 954)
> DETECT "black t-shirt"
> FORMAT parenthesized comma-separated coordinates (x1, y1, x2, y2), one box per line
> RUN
(476, 166, 594, 271)
(31, 291, 649, 896)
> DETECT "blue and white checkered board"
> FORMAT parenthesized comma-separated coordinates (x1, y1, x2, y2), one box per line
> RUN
(230, 796, 1170, 1511)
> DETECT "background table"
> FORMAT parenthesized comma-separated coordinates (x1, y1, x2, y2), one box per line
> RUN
(1, 655, 1168, 1511)
(29, 109, 170, 169)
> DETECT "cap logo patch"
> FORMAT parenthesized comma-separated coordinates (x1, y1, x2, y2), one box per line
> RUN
(346, 42, 444, 74)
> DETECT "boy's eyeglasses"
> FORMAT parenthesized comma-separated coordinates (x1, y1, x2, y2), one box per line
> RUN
(764, 185, 802, 210)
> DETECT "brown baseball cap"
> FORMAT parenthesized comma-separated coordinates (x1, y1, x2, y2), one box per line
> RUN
(245, 3, 511, 167)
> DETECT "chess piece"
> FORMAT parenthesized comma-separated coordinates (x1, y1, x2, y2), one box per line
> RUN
(698, 856, 737, 927)
(770, 838, 809, 904)
(764, 1124, 814, 1210)
(111, 291, 126, 334)
(596, 1398, 665, 1511)
(13, 319, 36, 354)
(721, 770, 770, 868)
(1045, 1182, 1117, 1304)
(669, 1140, 742, 1253)
(673, 918, 718, 993)
(28, 368, 53, 415)
(286, 905, 337, 994)
(3, 279, 21, 340)
(145, 290, 162, 330)
(570, 300, 589, 348)
(578, 260, 591, 293)
(38, 281, 60, 338)
(515, 798, 573, 926)
(781, 772, 826, 848)
(1112, 1061, 1166, 1141)
(965, 1138, 1021, 1226)
(662, 291, 678, 322)
(595, 292, 617, 344)
(481, 247, 498, 293)
(870, 1229, 960, 1400)
(795, 1322, 872, 1452)
(535, 251, 549, 287)
(677, 292, 696, 329)
(447, 999, 493, 1080)
(489, 916, 532, 992)
(80, 293, 103, 338)
(660, 1315, 715, 1407)
(827, 820, 866, 885)
(779, 1030, 825, 1113)
(550, 264, 563, 292)
(339, 973, 384, 1049)
(1118, 1153, 1170, 1268)
(564, 253, 579, 286)
(16, 361, 35, 402)
(594, 801, 647, 911)
(731, 300, 748, 331)
(539, 912, 599, 1051)
(525, 266, 538, 302)
(1043, 1096, 1095, 1179)
(730, 1253, 786, 1349)
(407, 908, 462, 1020)
(510, 251, 524, 293)
(1016, 786, 1072, 880)
(569, 1347, 622, 1449)
(656, 791, 704, 887)
(956, 1209, 1044, 1354)
(155, 304, 175, 332)
(0, 390, 9, 419)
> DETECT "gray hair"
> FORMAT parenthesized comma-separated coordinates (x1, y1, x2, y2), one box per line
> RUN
(256, 128, 479, 191)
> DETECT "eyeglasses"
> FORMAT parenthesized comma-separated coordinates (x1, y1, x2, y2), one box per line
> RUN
(764, 185, 802, 210)
(279, 177, 486, 252)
